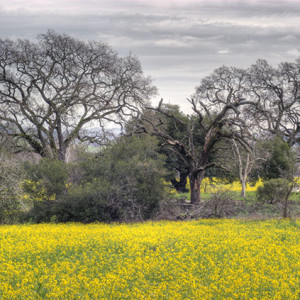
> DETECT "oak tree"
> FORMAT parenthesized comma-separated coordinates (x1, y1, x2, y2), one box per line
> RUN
(0, 30, 156, 161)
(249, 59, 300, 146)
(135, 66, 258, 204)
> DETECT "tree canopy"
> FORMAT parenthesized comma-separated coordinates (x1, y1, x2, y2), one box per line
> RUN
(0, 30, 156, 161)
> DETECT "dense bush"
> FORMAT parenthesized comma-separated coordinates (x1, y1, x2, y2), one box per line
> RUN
(257, 137, 296, 181)
(25, 180, 118, 223)
(23, 158, 69, 201)
(256, 178, 290, 204)
(75, 135, 168, 221)
(56, 181, 119, 223)
(24, 135, 169, 223)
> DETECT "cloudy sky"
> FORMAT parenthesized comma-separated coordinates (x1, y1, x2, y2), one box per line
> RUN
(1, 0, 299, 112)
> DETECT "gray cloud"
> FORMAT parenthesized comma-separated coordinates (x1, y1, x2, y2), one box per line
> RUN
(0, 0, 299, 111)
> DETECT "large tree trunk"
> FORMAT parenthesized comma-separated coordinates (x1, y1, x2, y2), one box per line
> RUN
(190, 170, 205, 204)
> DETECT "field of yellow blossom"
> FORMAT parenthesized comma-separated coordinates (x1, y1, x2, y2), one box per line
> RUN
(168, 177, 265, 196)
(1, 220, 300, 299)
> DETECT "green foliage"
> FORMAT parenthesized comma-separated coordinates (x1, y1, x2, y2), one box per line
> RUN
(59, 180, 118, 223)
(23, 158, 69, 201)
(81, 135, 168, 220)
(24, 135, 169, 223)
(256, 178, 290, 204)
(158, 104, 190, 142)
(26, 179, 118, 223)
(156, 105, 231, 191)
(156, 105, 198, 191)
(257, 137, 296, 181)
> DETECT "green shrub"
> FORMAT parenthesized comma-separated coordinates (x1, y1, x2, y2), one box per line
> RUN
(23, 158, 69, 201)
(73, 135, 169, 221)
(52, 180, 119, 223)
(257, 137, 296, 181)
(24, 135, 169, 223)
(257, 178, 290, 204)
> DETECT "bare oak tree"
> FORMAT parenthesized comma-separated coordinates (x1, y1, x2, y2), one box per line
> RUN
(249, 59, 300, 146)
(0, 30, 156, 161)
(135, 66, 258, 204)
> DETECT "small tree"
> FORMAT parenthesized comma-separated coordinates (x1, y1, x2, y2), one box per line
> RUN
(256, 138, 297, 218)
(257, 178, 290, 205)
(216, 138, 270, 197)
(257, 137, 296, 181)
(126, 104, 190, 193)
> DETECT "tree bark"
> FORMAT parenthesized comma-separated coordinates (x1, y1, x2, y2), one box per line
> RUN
(190, 170, 205, 204)
(241, 177, 246, 198)
(58, 147, 67, 162)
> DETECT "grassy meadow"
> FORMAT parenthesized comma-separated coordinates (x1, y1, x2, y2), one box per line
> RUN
(1, 220, 300, 299)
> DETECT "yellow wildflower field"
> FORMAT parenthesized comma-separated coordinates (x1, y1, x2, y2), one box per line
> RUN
(200, 177, 264, 193)
(1, 220, 300, 299)
(168, 177, 265, 194)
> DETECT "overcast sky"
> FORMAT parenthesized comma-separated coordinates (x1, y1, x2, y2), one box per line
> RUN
(1, 0, 299, 112)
